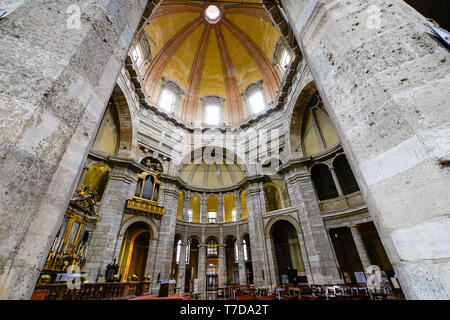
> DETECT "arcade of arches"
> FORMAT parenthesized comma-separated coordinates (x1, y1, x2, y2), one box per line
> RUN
(1, 0, 449, 301)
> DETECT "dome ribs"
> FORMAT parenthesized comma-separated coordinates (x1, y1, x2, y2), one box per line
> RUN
(143, 16, 203, 99)
(215, 25, 243, 124)
(183, 24, 212, 123)
(222, 18, 280, 102)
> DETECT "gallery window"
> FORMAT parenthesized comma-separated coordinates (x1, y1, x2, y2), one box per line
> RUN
(188, 209, 193, 222)
(231, 209, 237, 222)
(208, 211, 217, 224)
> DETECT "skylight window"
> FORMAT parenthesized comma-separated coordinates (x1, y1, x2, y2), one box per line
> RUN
(205, 5, 220, 23)
(159, 88, 176, 113)
(204, 104, 220, 125)
(248, 90, 265, 115)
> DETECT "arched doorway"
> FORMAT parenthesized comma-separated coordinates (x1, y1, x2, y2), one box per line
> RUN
(270, 220, 306, 284)
(118, 222, 151, 282)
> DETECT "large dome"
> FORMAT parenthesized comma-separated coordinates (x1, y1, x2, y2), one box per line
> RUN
(141, 0, 287, 125)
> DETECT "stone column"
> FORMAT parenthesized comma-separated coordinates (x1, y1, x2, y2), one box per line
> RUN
(218, 244, 226, 287)
(281, 0, 450, 299)
(177, 242, 187, 296)
(329, 167, 344, 197)
(297, 232, 314, 284)
(244, 182, 270, 287)
(0, 0, 153, 299)
(200, 193, 207, 223)
(265, 238, 278, 287)
(218, 193, 224, 223)
(350, 225, 372, 275)
(285, 168, 341, 284)
(151, 181, 179, 292)
(182, 190, 191, 221)
(234, 190, 242, 220)
(145, 238, 158, 280)
(237, 243, 247, 284)
(84, 166, 135, 280)
(197, 244, 206, 296)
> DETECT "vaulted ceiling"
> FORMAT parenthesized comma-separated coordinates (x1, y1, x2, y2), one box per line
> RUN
(142, 0, 284, 125)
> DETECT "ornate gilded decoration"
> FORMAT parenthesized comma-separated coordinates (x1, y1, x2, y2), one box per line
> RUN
(125, 158, 164, 218)
(42, 186, 101, 275)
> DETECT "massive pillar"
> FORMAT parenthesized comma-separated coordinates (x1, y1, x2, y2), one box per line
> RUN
(285, 168, 342, 284)
(237, 242, 247, 284)
(145, 238, 158, 280)
(281, 0, 450, 299)
(84, 165, 135, 280)
(0, 0, 154, 299)
(177, 242, 187, 296)
(297, 232, 314, 283)
(265, 238, 279, 288)
(151, 180, 179, 292)
(245, 181, 270, 287)
(218, 244, 227, 287)
(197, 244, 206, 296)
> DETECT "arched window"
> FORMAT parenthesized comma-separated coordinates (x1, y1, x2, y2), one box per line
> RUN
(311, 164, 339, 200)
(231, 209, 237, 222)
(333, 154, 360, 194)
(188, 209, 193, 222)
(186, 240, 190, 264)
(207, 239, 218, 255)
(176, 240, 182, 264)
(243, 239, 248, 261)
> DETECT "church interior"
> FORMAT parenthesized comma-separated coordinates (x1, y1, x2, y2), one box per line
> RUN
(0, 0, 449, 301)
